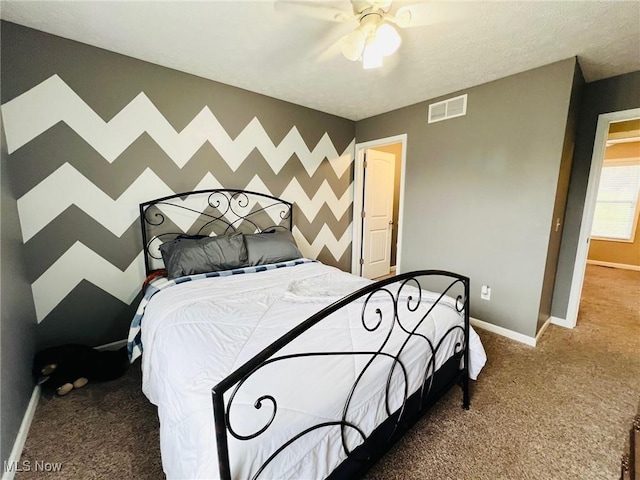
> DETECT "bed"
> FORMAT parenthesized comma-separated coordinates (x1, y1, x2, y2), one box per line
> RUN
(128, 189, 486, 480)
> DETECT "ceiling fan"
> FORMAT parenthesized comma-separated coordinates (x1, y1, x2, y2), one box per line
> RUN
(274, 0, 448, 69)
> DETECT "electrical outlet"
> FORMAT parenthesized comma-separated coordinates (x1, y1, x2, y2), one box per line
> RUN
(481, 285, 491, 301)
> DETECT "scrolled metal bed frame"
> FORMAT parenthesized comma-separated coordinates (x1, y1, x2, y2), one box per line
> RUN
(139, 189, 471, 480)
(140, 188, 293, 276)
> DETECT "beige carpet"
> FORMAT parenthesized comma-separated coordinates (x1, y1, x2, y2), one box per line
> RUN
(15, 265, 640, 479)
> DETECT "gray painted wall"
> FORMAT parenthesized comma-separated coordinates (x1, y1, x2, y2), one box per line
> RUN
(356, 59, 577, 338)
(536, 63, 584, 332)
(551, 71, 640, 319)
(1, 22, 355, 351)
(0, 114, 38, 469)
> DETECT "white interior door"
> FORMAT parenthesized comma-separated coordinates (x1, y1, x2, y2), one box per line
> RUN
(362, 149, 396, 279)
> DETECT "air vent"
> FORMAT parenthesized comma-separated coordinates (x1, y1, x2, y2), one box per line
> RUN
(428, 94, 468, 124)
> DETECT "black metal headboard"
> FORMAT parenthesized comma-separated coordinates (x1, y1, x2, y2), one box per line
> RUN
(139, 189, 293, 276)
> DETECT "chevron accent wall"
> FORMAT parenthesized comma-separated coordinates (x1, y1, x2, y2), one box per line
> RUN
(1, 22, 355, 346)
(2, 75, 354, 323)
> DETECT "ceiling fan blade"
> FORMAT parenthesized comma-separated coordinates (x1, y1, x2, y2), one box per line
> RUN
(274, 0, 355, 23)
(312, 19, 361, 62)
(315, 36, 349, 63)
(392, 2, 472, 28)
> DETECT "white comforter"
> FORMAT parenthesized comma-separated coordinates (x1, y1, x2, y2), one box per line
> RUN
(139, 261, 486, 480)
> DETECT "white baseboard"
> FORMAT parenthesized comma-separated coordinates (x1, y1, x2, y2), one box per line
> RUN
(95, 338, 127, 351)
(2, 386, 40, 480)
(587, 259, 640, 271)
(470, 317, 536, 347)
(550, 316, 575, 329)
(535, 317, 551, 344)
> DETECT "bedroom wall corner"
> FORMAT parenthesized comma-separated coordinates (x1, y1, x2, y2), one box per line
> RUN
(0, 21, 356, 349)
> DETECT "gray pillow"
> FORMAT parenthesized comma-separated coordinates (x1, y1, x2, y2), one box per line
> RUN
(160, 233, 248, 279)
(243, 230, 302, 266)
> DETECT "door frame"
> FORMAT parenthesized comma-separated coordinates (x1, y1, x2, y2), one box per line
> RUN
(564, 107, 640, 328)
(351, 134, 408, 276)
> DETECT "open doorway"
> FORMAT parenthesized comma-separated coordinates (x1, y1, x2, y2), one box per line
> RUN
(578, 118, 640, 329)
(587, 118, 640, 270)
(352, 135, 407, 279)
(565, 108, 640, 327)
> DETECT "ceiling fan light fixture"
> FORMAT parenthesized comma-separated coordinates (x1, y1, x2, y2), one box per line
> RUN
(362, 38, 384, 69)
(337, 6, 403, 69)
(373, 23, 401, 57)
(341, 29, 366, 62)
(362, 51, 383, 69)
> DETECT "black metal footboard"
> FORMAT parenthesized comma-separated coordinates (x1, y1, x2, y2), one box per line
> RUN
(211, 271, 470, 480)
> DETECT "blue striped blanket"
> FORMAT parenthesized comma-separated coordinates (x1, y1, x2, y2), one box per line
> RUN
(127, 258, 315, 362)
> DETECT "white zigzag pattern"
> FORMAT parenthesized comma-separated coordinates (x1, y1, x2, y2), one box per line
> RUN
(18, 163, 173, 242)
(282, 177, 352, 222)
(293, 224, 352, 261)
(4, 75, 357, 322)
(244, 174, 352, 224)
(31, 242, 145, 322)
(1, 74, 354, 177)
(18, 164, 353, 243)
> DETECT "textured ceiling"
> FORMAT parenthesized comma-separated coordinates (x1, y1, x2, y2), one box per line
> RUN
(2, 1, 639, 121)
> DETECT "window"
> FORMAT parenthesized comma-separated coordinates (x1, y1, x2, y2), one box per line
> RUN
(591, 162, 640, 241)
